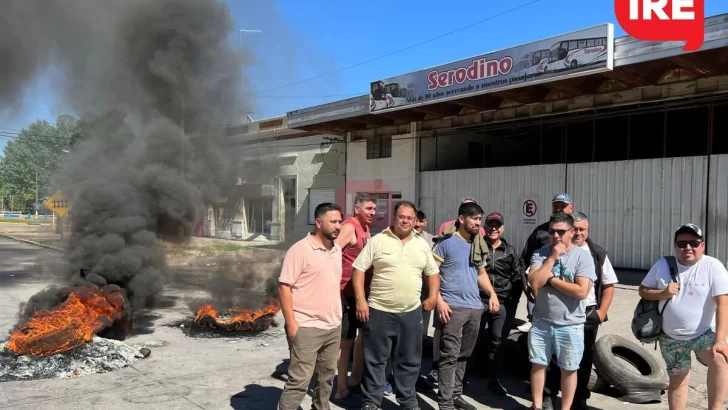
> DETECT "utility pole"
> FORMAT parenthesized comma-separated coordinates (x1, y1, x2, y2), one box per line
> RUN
(239, 29, 262, 124)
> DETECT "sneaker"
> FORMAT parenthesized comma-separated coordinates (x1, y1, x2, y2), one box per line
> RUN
(415, 375, 434, 393)
(488, 379, 508, 396)
(361, 404, 379, 410)
(517, 322, 532, 332)
(332, 393, 361, 408)
(529, 405, 542, 410)
(383, 382, 393, 396)
(453, 396, 477, 410)
(426, 368, 439, 385)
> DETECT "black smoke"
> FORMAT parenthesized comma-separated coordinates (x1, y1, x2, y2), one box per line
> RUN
(185, 252, 284, 315)
(1, 0, 247, 327)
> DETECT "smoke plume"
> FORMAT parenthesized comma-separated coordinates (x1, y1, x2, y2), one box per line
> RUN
(186, 253, 284, 314)
(1, 0, 247, 326)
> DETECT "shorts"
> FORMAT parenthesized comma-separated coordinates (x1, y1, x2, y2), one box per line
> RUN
(659, 330, 716, 377)
(528, 318, 584, 371)
(341, 296, 362, 341)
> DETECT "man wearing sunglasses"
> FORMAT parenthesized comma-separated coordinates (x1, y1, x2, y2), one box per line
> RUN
(526, 212, 596, 410)
(639, 224, 728, 410)
(519, 193, 574, 333)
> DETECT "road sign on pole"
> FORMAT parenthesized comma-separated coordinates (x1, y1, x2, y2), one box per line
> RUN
(44, 190, 72, 218)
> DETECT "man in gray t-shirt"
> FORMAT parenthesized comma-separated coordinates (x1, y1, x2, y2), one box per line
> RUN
(526, 212, 595, 410)
(531, 245, 595, 325)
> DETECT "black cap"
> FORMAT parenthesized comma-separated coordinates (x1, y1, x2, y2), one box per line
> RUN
(674, 223, 703, 241)
(485, 212, 504, 224)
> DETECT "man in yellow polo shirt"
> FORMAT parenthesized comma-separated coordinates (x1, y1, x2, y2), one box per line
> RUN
(351, 200, 441, 410)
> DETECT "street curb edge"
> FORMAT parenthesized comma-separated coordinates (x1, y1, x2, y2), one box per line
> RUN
(0, 234, 65, 253)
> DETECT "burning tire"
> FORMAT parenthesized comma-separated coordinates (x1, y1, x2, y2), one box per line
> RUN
(193, 301, 280, 333)
(7, 284, 127, 357)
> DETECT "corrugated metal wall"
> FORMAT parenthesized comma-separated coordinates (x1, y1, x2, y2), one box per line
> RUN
(419, 164, 566, 256)
(568, 157, 708, 270)
(708, 154, 728, 265)
(420, 156, 722, 270)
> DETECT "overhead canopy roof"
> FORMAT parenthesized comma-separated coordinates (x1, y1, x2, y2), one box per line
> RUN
(287, 13, 728, 134)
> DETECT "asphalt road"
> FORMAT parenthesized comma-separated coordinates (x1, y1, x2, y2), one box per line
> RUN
(0, 236, 706, 410)
(0, 237, 67, 337)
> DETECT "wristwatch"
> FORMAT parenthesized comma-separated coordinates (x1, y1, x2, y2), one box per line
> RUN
(546, 276, 555, 287)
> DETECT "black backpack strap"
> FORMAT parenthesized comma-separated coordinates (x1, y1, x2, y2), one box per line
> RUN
(659, 256, 679, 317)
(665, 255, 679, 283)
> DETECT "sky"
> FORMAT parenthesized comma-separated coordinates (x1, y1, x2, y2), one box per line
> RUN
(1, 0, 727, 150)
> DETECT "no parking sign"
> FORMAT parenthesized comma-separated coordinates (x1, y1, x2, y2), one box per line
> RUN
(522, 199, 537, 226)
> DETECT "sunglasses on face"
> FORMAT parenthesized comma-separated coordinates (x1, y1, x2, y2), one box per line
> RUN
(548, 229, 570, 236)
(676, 240, 702, 249)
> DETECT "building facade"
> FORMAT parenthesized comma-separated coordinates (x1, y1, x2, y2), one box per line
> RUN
(207, 116, 345, 242)
(287, 14, 728, 269)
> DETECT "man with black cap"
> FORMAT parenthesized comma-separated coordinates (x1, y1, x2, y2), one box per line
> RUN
(639, 223, 728, 410)
(518, 193, 574, 333)
(477, 211, 527, 397)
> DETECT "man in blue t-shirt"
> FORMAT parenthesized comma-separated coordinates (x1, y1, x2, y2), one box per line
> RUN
(432, 201, 499, 410)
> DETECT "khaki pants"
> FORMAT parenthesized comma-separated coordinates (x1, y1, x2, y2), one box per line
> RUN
(278, 326, 341, 410)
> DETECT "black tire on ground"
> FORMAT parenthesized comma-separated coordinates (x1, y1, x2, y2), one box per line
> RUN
(587, 368, 610, 392)
(592, 334, 669, 404)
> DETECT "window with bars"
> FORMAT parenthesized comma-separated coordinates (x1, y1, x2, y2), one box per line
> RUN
(366, 136, 392, 159)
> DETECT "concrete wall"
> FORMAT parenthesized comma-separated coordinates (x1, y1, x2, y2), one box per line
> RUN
(344, 133, 418, 220)
(234, 134, 345, 241)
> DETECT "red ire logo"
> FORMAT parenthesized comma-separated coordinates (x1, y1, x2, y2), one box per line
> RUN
(615, 0, 705, 51)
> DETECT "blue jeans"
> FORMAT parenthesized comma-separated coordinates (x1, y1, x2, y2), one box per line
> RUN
(528, 319, 584, 371)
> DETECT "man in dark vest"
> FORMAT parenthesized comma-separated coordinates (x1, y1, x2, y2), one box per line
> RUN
(541, 211, 619, 410)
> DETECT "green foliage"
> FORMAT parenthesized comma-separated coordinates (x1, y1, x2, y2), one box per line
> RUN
(0, 115, 85, 211)
(198, 243, 252, 256)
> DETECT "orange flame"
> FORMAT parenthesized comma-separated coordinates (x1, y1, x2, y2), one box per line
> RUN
(194, 299, 280, 332)
(6, 285, 126, 357)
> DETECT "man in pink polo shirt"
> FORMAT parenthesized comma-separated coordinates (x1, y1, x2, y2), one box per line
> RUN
(277, 202, 344, 410)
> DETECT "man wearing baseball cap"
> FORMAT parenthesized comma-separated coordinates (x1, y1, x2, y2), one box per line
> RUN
(518, 194, 574, 333)
(639, 223, 728, 410)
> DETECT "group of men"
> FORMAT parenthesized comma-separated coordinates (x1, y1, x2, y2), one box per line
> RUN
(275, 192, 728, 410)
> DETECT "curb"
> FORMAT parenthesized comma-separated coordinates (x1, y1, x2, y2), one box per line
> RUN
(0, 234, 65, 253)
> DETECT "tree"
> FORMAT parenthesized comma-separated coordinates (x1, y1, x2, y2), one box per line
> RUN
(0, 115, 83, 212)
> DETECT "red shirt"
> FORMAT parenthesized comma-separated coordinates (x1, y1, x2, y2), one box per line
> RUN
(340, 216, 373, 297)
